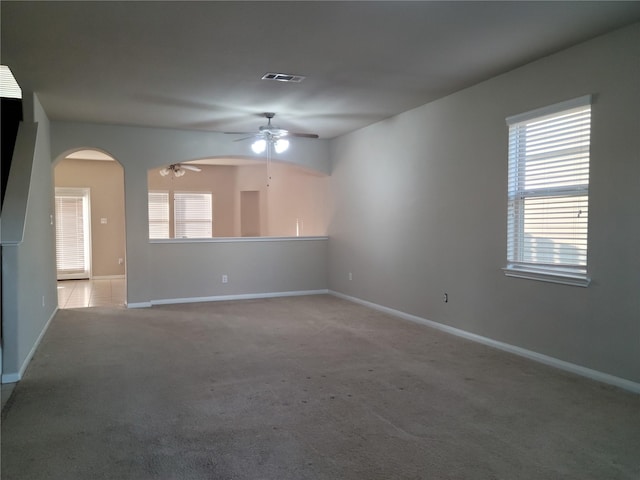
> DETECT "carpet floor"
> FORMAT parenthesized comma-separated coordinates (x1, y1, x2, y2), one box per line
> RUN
(1, 295, 639, 479)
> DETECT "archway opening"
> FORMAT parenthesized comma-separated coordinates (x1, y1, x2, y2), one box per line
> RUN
(53, 149, 127, 308)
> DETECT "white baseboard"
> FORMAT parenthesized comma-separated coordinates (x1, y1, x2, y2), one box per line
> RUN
(330, 291, 640, 394)
(151, 289, 329, 306)
(2, 372, 21, 384)
(1, 307, 58, 384)
(127, 289, 329, 309)
(126, 301, 152, 309)
(91, 275, 126, 280)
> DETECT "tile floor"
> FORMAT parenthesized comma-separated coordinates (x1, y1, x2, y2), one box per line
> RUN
(57, 278, 126, 309)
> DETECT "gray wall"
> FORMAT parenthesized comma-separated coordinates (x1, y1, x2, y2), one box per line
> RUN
(145, 239, 327, 304)
(50, 123, 330, 306)
(328, 24, 640, 384)
(1, 93, 58, 381)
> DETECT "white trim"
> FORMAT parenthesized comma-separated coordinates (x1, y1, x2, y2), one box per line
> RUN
(126, 301, 152, 309)
(126, 289, 329, 309)
(2, 307, 58, 384)
(0, 240, 22, 246)
(150, 289, 329, 306)
(506, 94, 592, 125)
(329, 291, 640, 394)
(1, 372, 21, 384)
(502, 267, 590, 287)
(91, 275, 126, 280)
(149, 236, 328, 244)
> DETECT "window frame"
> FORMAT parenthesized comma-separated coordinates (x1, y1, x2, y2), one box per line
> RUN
(503, 95, 592, 287)
(173, 191, 213, 239)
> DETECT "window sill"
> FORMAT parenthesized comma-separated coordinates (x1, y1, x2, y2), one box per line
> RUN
(502, 266, 590, 287)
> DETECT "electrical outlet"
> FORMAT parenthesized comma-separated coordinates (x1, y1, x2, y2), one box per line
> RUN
(349, 272, 353, 281)
(118, 258, 124, 265)
(42, 295, 45, 307)
(222, 274, 228, 284)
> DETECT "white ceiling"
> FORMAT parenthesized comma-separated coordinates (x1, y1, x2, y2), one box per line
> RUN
(2, 1, 639, 139)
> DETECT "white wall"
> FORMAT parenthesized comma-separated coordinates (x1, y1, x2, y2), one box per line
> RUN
(1, 93, 58, 381)
(236, 164, 268, 236)
(266, 163, 329, 237)
(328, 24, 640, 384)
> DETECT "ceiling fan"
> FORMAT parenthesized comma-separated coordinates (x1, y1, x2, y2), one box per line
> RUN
(226, 112, 319, 154)
(159, 163, 202, 177)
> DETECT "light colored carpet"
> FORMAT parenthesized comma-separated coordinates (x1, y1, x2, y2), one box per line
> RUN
(1, 295, 639, 479)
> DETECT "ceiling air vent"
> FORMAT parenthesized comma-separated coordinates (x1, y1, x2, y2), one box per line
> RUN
(261, 72, 306, 83)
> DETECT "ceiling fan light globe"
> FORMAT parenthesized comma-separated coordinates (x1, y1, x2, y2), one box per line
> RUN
(274, 138, 290, 153)
(251, 139, 267, 154)
(175, 168, 185, 177)
(159, 168, 170, 176)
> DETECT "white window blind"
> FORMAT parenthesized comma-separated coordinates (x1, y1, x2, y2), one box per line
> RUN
(174, 192, 213, 238)
(148, 191, 170, 239)
(0, 65, 22, 99)
(505, 96, 591, 286)
(55, 188, 91, 279)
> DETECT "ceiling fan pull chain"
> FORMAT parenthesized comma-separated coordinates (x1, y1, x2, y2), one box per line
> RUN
(267, 140, 272, 187)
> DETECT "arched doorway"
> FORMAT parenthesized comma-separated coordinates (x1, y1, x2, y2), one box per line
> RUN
(53, 149, 127, 308)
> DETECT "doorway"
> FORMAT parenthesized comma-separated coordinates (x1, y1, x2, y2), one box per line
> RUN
(240, 190, 261, 237)
(54, 150, 127, 307)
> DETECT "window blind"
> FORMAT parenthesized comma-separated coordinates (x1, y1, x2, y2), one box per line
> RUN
(506, 96, 591, 283)
(55, 188, 90, 279)
(0, 65, 22, 99)
(148, 191, 170, 239)
(174, 192, 213, 238)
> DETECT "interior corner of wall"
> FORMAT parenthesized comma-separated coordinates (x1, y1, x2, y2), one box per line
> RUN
(17, 91, 50, 126)
(32, 92, 51, 125)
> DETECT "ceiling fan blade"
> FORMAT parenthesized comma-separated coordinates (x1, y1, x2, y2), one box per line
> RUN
(180, 164, 202, 172)
(288, 132, 320, 139)
(226, 113, 319, 141)
(233, 135, 260, 142)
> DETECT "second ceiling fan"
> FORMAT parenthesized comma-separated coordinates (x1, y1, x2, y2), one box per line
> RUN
(159, 163, 202, 177)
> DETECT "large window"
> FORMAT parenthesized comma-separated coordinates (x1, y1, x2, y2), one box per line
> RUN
(174, 192, 213, 238)
(148, 191, 169, 239)
(504, 96, 591, 286)
(148, 191, 213, 239)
